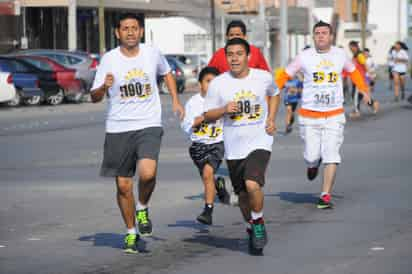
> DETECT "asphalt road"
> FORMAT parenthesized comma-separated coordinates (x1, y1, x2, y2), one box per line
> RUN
(0, 82, 411, 274)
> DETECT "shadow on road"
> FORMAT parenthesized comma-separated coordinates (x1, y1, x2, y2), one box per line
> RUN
(183, 234, 248, 255)
(78, 233, 150, 253)
(268, 192, 344, 204)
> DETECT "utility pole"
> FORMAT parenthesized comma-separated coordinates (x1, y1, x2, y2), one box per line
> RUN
(259, 0, 269, 64)
(211, 0, 216, 53)
(360, 0, 367, 49)
(98, 0, 106, 54)
(68, 0, 77, 51)
(397, 0, 401, 40)
(280, 0, 288, 67)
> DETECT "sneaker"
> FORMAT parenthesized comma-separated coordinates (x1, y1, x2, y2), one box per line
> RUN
(249, 218, 268, 250)
(124, 233, 139, 254)
(349, 111, 361, 119)
(215, 176, 230, 204)
(371, 100, 379, 114)
(401, 90, 405, 100)
(136, 208, 152, 236)
(285, 124, 293, 134)
(307, 159, 321, 181)
(317, 193, 333, 209)
(196, 207, 213, 225)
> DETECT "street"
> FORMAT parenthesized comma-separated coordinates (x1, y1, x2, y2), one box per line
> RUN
(0, 82, 411, 274)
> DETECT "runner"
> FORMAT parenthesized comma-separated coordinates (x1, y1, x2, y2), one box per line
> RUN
(282, 75, 302, 134)
(363, 48, 377, 93)
(181, 66, 229, 225)
(387, 46, 395, 90)
(348, 40, 379, 118)
(204, 38, 280, 255)
(276, 21, 372, 209)
(90, 13, 185, 254)
(392, 41, 409, 101)
(208, 20, 270, 73)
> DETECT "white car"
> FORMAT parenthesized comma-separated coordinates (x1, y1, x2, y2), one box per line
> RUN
(0, 72, 16, 103)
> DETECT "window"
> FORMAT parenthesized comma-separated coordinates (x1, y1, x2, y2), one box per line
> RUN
(68, 56, 82, 65)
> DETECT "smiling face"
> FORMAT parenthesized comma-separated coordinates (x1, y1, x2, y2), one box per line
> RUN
(226, 26, 246, 40)
(115, 18, 144, 49)
(313, 26, 333, 52)
(226, 44, 249, 77)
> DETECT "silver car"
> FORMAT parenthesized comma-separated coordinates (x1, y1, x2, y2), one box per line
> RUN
(11, 49, 98, 92)
(166, 54, 207, 86)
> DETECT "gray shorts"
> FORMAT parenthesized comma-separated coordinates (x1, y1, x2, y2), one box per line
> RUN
(100, 127, 163, 178)
(189, 141, 225, 175)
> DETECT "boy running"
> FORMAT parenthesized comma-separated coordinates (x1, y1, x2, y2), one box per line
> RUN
(181, 66, 229, 225)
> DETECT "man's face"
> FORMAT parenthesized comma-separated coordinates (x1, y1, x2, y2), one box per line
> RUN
(200, 73, 216, 95)
(115, 18, 143, 48)
(313, 26, 332, 51)
(226, 44, 249, 76)
(349, 45, 358, 54)
(227, 27, 246, 40)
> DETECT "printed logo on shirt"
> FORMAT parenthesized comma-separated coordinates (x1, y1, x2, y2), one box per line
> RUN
(193, 121, 223, 139)
(230, 90, 262, 122)
(119, 69, 152, 101)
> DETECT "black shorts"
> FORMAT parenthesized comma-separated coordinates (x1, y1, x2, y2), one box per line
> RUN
(393, 71, 406, 76)
(100, 127, 163, 178)
(189, 141, 224, 175)
(285, 101, 298, 112)
(226, 149, 271, 194)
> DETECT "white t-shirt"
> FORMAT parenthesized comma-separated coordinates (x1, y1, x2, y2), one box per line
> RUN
(181, 93, 223, 144)
(92, 44, 170, 133)
(204, 69, 279, 160)
(286, 46, 355, 112)
(392, 49, 409, 73)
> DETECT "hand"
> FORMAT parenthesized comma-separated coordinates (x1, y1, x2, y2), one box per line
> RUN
(362, 92, 371, 105)
(173, 101, 185, 121)
(192, 116, 204, 128)
(225, 101, 238, 114)
(103, 73, 114, 89)
(265, 118, 277, 135)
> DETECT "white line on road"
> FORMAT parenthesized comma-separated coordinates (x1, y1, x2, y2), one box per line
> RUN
(370, 246, 385, 251)
(27, 238, 41, 241)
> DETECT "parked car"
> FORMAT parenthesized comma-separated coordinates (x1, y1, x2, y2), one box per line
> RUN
(166, 54, 206, 85)
(0, 72, 17, 104)
(0, 57, 63, 105)
(11, 49, 98, 92)
(14, 55, 84, 102)
(157, 56, 186, 94)
(0, 59, 44, 107)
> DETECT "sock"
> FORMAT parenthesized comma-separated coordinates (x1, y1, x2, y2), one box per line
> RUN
(136, 201, 147, 211)
(245, 221, 252, 230)
(205, 203, 214, 213)
(127, 227, 137, 235)
(251, 211, 263, 220)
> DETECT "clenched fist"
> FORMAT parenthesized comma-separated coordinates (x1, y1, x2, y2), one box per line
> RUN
(225, 101, 239, 114)
(103, 73, 114, 89)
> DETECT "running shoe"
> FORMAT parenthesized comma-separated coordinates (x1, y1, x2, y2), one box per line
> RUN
(401, 90, 405, 100)
(317, 193, 333, 209)
(196, 207, 213, 225)
(136, 208, 152, 236)
(370, 100, 379, 114)
(250, 218, 268, 250)
(307, 159, 321, 181)
(124, 233, 139, 254)
(215, 176, 230, 204)
(285, 124, 293, 134)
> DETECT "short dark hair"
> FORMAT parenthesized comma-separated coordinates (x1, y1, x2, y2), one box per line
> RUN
(117, 13, 144, 28)
(349, 40, 359, 48)
(226, 20, 247, 36)
(363, 48, 370, 53)
(313, 20, 333, 34)
(224, 38, 250, 55)
(198, 66, 220, 82)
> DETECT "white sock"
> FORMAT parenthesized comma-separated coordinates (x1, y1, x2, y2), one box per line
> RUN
(245, 221, 252, 230)
(127, 227, 137, 235)
(136, 201, 147, 211)
(320, 192, 329, 197)
(251, 211, 263, 220)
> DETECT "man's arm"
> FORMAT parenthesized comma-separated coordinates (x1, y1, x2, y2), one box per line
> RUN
(164, 72, 185, 120)
(265, 94, 280, 135)
(204, 102, 237, 122)
(90, 73, 113, 103)
(275, 55, 302, 90)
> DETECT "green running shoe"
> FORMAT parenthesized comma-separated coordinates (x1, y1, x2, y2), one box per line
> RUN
(317, 193, 333, 209)
(124, 233, 139, 254)
(136, 208, 153, 236)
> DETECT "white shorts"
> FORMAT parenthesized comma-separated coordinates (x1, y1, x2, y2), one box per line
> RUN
(299, 114, 346, 166)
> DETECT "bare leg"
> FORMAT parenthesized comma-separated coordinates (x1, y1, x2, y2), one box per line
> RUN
(202, 164, 216, 205)
(285, 106, 292, 128)
(137, 159, 158, 205)
(393, 73, 400, 99)
(322, 164, 337, 194)
(238, 191, 251, 222)
(245, 180, 264, 212)
(116, 177, 136, 229)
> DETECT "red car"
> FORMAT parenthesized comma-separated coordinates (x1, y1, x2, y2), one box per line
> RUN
(14, 55, 84, 102)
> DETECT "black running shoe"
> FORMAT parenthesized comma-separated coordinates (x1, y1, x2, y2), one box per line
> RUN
(196, 207, 213, 225)
(307, 159, 321, 181)
(215, 176, 230, 204)
(250, 218, 268, 250)
(285, 124, 293, 134)
(136, 208, 152, 236)
(124, 233, 139, 254)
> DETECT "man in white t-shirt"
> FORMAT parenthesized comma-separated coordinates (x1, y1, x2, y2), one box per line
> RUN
(276, 21, 371, 209)
(204, 38, 280, 255)
(90, 13, 184, 254)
